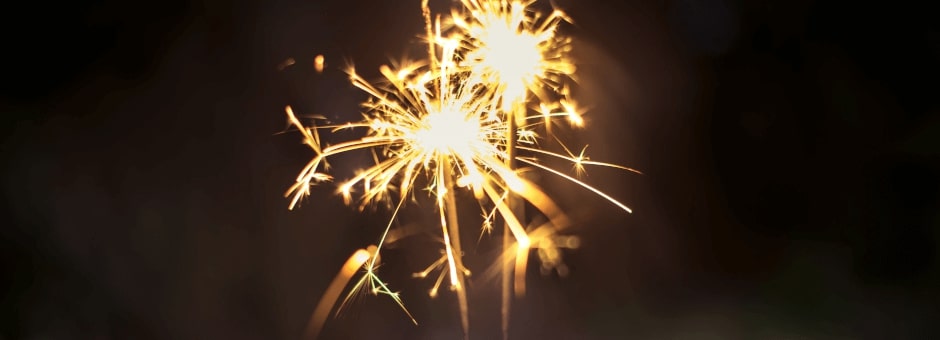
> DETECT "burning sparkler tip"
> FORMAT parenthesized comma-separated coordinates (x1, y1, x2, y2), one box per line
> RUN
(287, 0, 638, 336)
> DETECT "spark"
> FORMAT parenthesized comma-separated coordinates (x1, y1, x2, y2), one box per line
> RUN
(287, 1, 638, 339)
(304, 245, 413, 340)
(315, 54, 325, 73)
(452, 0, 576, 113)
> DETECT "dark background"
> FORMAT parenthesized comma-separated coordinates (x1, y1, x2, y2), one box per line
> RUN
(2, 0, 938, 339)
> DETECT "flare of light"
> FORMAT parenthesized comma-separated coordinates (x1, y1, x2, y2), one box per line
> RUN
(287, 1, 639, 338)
(452, 0, 575, 112)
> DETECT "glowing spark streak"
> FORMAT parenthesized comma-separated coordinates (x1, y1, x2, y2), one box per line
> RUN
(413, 253, 449, 279)
(482, 182, 529, 247)
(517, 145, 644, 174)
(440, 163, 470, 339)
(438, 198, 461, 289)
(367, 186, 410, 272)
(430, 262, 448, 297)
(502, 99, 524, 340)
(518, 157, 634, 213)
(482, 181, 530, 295)
(332, 200, 415, 323)
(304, 247, 373, 340)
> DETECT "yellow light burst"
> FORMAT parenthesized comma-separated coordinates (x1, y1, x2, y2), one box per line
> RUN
(286, 1, 639, 339)
(452, 0, 575, 112)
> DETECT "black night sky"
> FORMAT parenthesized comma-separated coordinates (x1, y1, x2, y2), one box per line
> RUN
(2, 0, 939, 339)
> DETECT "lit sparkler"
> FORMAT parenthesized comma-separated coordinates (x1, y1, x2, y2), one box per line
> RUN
(285, 1, 638, 339)
(451, 0, 575, 115)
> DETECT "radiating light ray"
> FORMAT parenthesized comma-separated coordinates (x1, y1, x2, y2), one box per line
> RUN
(518, 144, 644, 175)
(452, 0, 576, 116)
(518, 157, 634, 213)
(285, 0, 639, 338)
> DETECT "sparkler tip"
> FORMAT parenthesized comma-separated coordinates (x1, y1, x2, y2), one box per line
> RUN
(287, 0, 638, 336)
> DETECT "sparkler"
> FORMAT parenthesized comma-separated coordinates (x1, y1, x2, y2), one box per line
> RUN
(284, 0, 639, 339)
